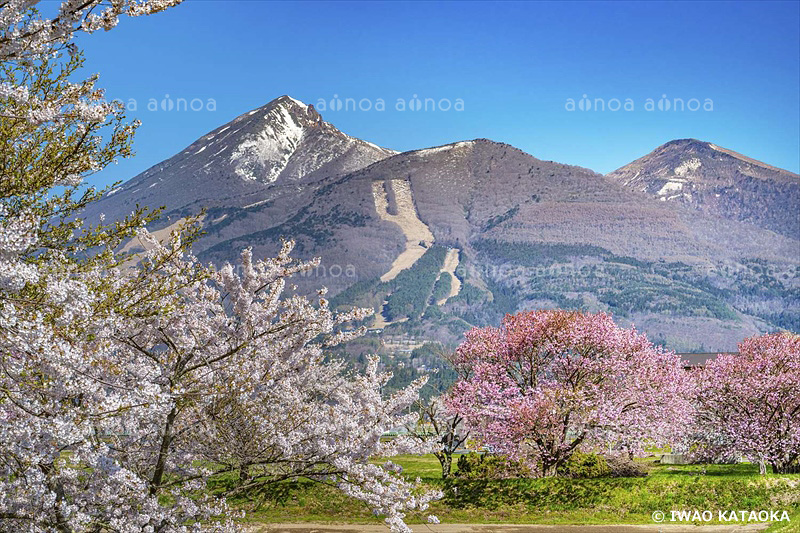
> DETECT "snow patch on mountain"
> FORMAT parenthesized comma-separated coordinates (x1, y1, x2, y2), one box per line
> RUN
(414, 141, 474, 156)
(286, 96, 308, 108)
(675, 158, 701, 177)
(229, 102, 306, 182)
(243, 198, 272, 209)
(363, 140, 398, 155)
(657, 180, 685, 196)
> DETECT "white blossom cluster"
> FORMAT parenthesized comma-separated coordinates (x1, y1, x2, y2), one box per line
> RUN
(1, 2, 440, 530)
(0, 205, 38, 290)
(1, 76, 121, 136)
(0, 222, 439, 531)
(0, 0, 183, 61)
(1, 0, 178, 129)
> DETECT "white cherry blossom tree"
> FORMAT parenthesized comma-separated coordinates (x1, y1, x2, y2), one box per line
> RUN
(0, 2, 439, 531)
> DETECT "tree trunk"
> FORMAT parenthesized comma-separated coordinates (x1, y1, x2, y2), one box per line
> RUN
(759, 460, 767, 475)
(542, 458, 559, 477)
(441, 453, 452, 479)
(435, 452, 453, 479)
(239, 463, 251, 483)
(150, 405, 178, 495)
(41, 462, 72, 533)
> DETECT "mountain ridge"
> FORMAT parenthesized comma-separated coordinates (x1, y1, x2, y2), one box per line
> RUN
(83, 96, 800, 352)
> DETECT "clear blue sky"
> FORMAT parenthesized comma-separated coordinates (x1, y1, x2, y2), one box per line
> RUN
(74, 0, 800, 189)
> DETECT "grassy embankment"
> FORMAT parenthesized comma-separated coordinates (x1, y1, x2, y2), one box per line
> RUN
(214, 454, 800, 529)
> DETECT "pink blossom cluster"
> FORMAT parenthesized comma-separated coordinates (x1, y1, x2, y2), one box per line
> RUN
(694, 333, 800, 473)
(446, 310, 695, 475)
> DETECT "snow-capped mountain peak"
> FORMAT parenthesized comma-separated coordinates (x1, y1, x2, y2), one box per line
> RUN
(229, 96, 314, 182)
(84, 95, 396, 222)
(223, 95, 395, 184)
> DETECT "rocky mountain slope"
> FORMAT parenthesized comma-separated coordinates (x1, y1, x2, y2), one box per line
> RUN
(84, 97, 800, 352)
(607, 139, 800, 238)
(81, 96, 395, 225)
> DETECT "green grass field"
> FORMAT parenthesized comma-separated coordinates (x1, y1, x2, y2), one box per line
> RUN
(224, 454, 800, 529)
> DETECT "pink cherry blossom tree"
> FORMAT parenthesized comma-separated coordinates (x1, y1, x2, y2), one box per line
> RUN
(446, 310, 695, 476)
(694, 333, 800, 474)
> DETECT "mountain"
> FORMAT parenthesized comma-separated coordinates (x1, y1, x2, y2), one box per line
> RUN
(199, 137, 797, 351)
(84, 97, 800, 353)
(81, 95, 395, 225)
(607, 139, 800, 238)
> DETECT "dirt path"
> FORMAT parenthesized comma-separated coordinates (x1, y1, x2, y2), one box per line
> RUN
(371, 180, 434, 283)
(436, 248, 462, 305)
(246, 523, 768, 533)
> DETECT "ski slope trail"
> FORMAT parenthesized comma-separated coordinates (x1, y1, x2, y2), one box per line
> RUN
(371, 179, 434, 282)
(437, 247, 462, 305)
